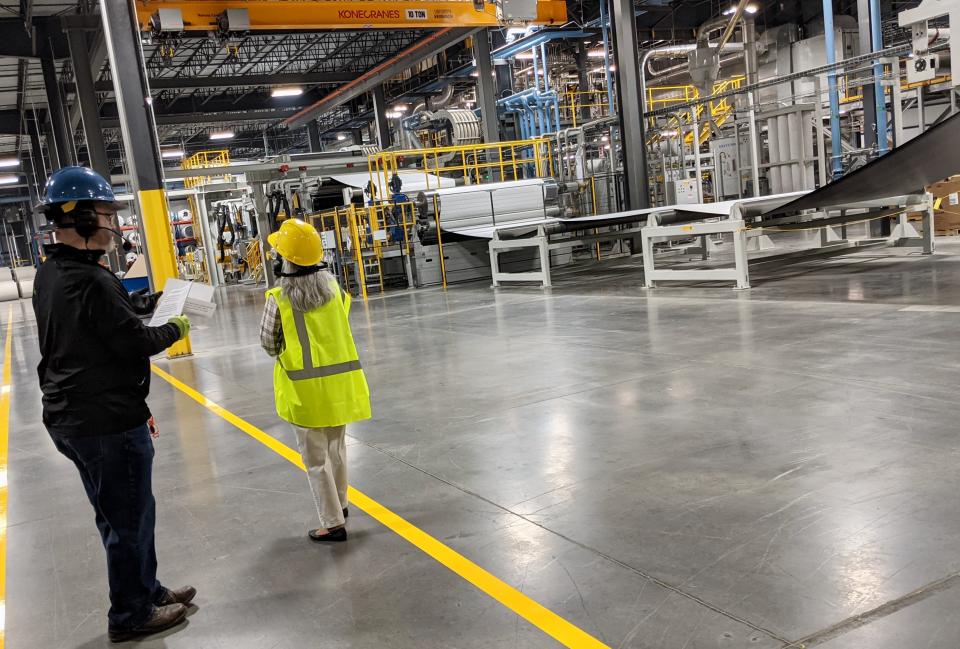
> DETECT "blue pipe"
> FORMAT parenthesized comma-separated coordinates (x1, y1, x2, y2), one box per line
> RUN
(868, 0, 889, 153)
(599, 0, 615, 114)
(531, 46, 541, 93)
(823, 0, 844, 177)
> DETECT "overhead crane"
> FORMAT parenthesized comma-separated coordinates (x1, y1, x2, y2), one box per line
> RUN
(137, 0, 568, 31)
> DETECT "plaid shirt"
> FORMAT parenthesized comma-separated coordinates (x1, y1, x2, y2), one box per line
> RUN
(259, 294, 284, 357)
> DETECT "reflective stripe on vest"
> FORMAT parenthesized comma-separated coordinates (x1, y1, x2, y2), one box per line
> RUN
(286, 308, 362, 381)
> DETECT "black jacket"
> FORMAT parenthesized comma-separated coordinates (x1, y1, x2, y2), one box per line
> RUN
(33, 244, 181, 436)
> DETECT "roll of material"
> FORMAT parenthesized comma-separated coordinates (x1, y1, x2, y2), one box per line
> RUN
(0, 281, 20, 302)
(418, 179, 561, 237)
(16, 279, 33, 299)
(12, 266, 36, 281)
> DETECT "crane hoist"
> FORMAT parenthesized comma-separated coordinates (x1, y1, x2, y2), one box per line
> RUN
(138, 0, 568, 32)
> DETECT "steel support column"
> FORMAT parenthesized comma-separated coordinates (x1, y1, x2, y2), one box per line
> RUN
(609, 0, 649, 209)
(823, 0, 844, 177)
(40, 56, 76, 167)
(371, 85, 392, 149)
(352, 128, 364, 145)
(868, 0, 888, 154)
(575, 42, 591, 124)
(856, 0, 878, 150)
(43, 120, 60, 171)
(101, 0, 190, 357)
(307, 120, 322, 152)
(472, 29, 500, 144)
(67, 29, 109, 176)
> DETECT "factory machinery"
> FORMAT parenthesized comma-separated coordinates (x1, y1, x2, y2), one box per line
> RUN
(141, 0, 960, 295)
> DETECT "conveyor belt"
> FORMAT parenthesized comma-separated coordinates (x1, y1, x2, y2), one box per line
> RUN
(761, 111, 960, 218)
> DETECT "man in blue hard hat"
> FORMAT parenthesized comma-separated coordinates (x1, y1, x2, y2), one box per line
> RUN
(32, 166, 196, 643)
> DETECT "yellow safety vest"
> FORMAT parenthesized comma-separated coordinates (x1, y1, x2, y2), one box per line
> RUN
(266, 284, 371, 428)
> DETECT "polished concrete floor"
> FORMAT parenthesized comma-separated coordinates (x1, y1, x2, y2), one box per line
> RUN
(8, 240, 960, 648)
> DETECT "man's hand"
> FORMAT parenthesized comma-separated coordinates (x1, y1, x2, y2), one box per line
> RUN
(168, 315, 191, 340)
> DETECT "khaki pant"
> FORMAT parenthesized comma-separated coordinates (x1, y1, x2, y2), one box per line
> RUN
(293, 425, 348, 529)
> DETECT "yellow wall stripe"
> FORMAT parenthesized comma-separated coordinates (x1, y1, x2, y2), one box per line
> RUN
(151, 364, 610, 649)
(0, 306, 15, 648)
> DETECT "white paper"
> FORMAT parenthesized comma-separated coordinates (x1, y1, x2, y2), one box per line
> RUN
(148, 278, 192, 326)
(184, 282, 217, 318)
(321, 230, 338, 250)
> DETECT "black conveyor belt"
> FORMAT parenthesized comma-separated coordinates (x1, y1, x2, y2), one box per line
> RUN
(762, 112, 960, 218)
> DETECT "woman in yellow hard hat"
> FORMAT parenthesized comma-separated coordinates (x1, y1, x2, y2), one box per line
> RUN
(259, 219, 371, 542)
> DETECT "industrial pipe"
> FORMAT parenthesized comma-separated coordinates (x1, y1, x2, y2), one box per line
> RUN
(868, 0, 889, 154)
(718, 0, 751, 49)
(823, 0, 844, 177)
(599, 0, 615, 118)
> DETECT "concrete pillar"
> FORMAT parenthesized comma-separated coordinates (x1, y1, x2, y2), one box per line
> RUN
(371, 85, 392, 149)
(40, 57, 77, 167)
(472, 29, 500, 144)
(609, 0, 650, 209)
(101, 0, 190, 356)
(67, 29, 110, 176)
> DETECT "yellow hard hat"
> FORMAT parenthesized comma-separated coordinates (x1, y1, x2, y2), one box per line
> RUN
(267, 218, 323, 267)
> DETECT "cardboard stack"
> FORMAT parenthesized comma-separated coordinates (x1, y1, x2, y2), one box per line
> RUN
(929, 176, 960, 235)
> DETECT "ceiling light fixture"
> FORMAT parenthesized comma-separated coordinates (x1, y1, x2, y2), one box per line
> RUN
(209, 131, 235, 140)
(587, 48, 606, 58)
(161, 149, 185, 159)
(337, 134, 347, 141)
(271, 87, 304, 98)
(0, 175, 19, 185)
(0, 157, 19, 168)
(723, 3, 758, 15)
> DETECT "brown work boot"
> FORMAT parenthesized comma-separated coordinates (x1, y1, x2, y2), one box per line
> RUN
(108, 603, 188, 643)
(156, 585, 197, 606)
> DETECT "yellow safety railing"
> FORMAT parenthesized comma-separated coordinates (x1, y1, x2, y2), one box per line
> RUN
(181, 149, 232, 188)
(559, 90, 610, 127)
(840, 67, 953, 103)
(368, 138, 555, 198)
(309, 201, 419, 300)
(646, 76, 745, 146)
(246, 239, 264, 284)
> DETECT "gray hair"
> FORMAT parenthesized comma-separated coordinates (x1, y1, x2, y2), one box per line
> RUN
(280, 260, 338, 312)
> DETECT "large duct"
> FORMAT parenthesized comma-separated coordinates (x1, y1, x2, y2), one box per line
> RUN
(428, 85, 456, 110)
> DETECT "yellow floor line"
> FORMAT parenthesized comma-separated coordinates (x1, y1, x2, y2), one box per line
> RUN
(151, 364, 610, 649)
(0, 306, 14, 647)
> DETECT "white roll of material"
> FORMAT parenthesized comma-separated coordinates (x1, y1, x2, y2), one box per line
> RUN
(0, 281, 19, 302)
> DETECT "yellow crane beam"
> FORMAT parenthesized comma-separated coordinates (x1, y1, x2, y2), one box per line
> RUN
(136, 1, 568, 31)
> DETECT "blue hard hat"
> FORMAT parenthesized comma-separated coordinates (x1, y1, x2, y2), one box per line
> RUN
(41, 166, 123, 211)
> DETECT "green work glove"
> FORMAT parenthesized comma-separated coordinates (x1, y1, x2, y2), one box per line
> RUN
(168, 315, 191, 340)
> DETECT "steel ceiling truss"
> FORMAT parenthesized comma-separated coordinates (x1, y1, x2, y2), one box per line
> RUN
(90, 30, 430, 155)
(135, 31, 425, 82)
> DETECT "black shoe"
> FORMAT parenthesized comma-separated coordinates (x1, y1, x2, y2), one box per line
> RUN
(108, 603, 188, 643)
(156, 585, 197, 607)
(309, 526, 347, 543)
(343, 507, 349, 518)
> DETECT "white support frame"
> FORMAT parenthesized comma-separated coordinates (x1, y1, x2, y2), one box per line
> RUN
(489, 223, 647, 288)
(642, 218, 753, 290)
(489, 225, 554, 288)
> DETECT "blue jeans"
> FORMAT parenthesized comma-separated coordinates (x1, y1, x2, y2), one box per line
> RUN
(49, 423, 165, 630)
